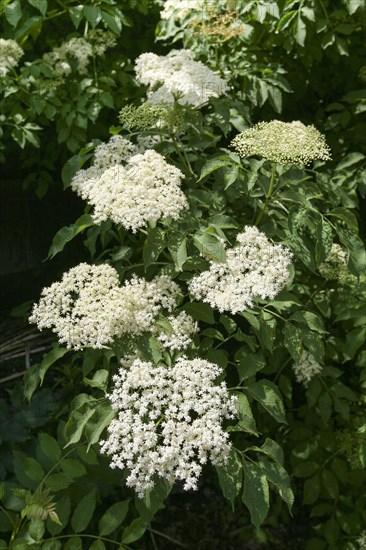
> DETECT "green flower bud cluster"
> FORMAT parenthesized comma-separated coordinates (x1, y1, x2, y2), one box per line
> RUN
(119, 102, 185, 132)
(230, 120, 331, 165)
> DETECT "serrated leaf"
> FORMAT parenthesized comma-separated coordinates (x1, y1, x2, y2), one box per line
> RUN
(238, 353, 266, 381)
(245, 380, 286, 424)
(183, 302, 215, 324)
(216, 450, 243, 509)
(242, 462, 269, 528)
(258, 460, 294, 510)
(167, 233, 187, 271)
(315, 217, 333, 264)
(38, 433, 61, 464)
(71, 490, 96, 533)
(193, 232, 226, 262)
(284, 324, 303, 362)
(24, 347, 69, 401)
(122, 517, 149, 544)
(198, 156, 234, 181)
(28, 0, 47, 15)
(143, 227, 165, 269)
(48, 215, 94, 259)
(99, 500, 130, 536)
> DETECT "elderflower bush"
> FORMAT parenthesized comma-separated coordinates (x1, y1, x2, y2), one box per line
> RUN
(2, 1, 365, 549)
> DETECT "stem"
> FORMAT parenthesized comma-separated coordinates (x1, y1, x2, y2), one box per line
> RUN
(255, 163, 277, 225)
(149, 528, 187, 548)
(171, 134, 195, 179)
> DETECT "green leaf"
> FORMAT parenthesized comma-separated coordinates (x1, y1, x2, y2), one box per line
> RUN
(71, 490, 96, 533)
(290, 311, 326, 334)
(245, 380, 286, 424)
(344, 327, 366, 360)
(28, 0, 47, 15)
(64, 537, 82, 550)
(258, 438, 284, 466)
(99, 500, 130, 536)
(293, 461, 319, 478)
(193, 232, 226, 262)
(238, 353, 266, 381)
(13, 452, 44, 489)
(84, 369, 109, 392)
(231, 393, 258, 436)
(85, 402, 115, 448)
(101, 10, 122, 34)
(258, 461, 294, 510)
(294, 15, 306, 46)
(61, 459, 87, 479)
(48, 215, 94, 259)
(167, 232, 187, 271)
(89, 541, 106, 550)
(135, 478, 171, 523)
(328, 207, 358, 230)
(38, 433, 61, 464)
(198, 156, 234, 182)
(83, 5, 101, 27)
(143, 227, 165, 269)
(216, 450, 243, 509)
(284, 324, 303, 362)
(276, 10, 297, 31)
(64, 395, 98, 446)
(315, 217, 333, 264)
(5, 0, 22, 26)
(183, 302, 215, 324)
(338, 228, 366, 274)
(122, 517, 149, 544)
(242, 462, 269, 528)
(24, 347, 69, 400)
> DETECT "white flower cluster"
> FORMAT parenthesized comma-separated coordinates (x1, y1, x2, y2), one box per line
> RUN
(160, 0, 205, 20)
(292, 350, 322, 387)
(100, 356, 237, 497)
(231, 120, 332, 165)
(29, 263, 181, 350)
(357, 531, 366, 550)
(0, 38, 24, 77)
(318, 244, 349, 281)
(154, 311, 199, 350)
(72, 148, 187, 231)
(43, 31, 116, 77)
(188, 226, 293, 314)
(135, 50, 229, 107)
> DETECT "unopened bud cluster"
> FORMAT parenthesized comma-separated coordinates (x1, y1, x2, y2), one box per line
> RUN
(231, 120, 331, 165)
(318, 244, 349, 281)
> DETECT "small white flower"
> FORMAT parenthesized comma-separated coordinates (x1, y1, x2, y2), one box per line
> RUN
(188, 226, 293, 314)
(29, 263, 181, 350)
(292, 351, 322, 387)
(100, 356, 237, 497)
(231, 120, 331, 165)
(72, 149, 187, 231)
(154, 311, 199, 350)
(0, 39, 23, 77)
(135, 49, 229, 107)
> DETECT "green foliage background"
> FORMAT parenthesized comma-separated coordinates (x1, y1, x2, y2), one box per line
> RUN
(0, 1, 366, 549)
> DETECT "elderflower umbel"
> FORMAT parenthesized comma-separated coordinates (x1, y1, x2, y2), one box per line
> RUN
(0, 39, 24, 77)
(72, 149, 187, 231)
(100, 356, 237, 497)
(43, 37, 93, 76)
(135, 50, 229, 107)
(230, 120, 331, 165)
(160, 0, 205, 20)
(292, 351, 322, 387)
(188, 226, 293, 314)
(356, 531, 366, 550)
(29, 263, 181, 350)
(153, 311, 199, 350)
(318, 243, 349, 281)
